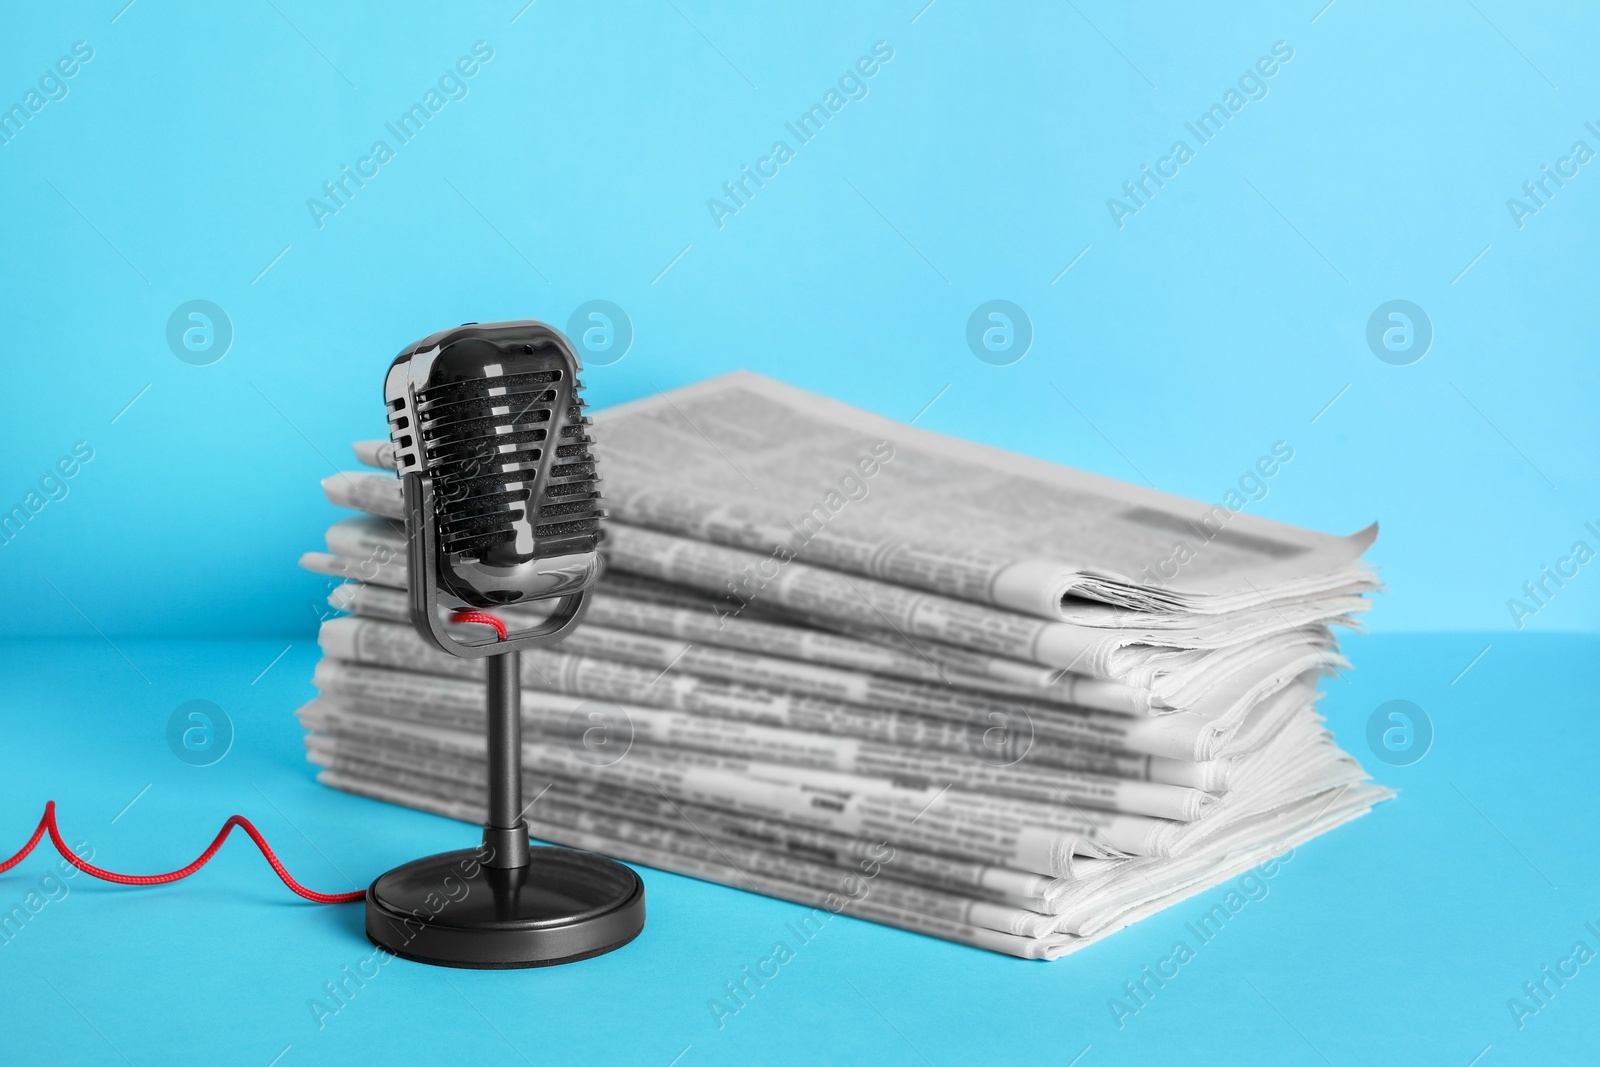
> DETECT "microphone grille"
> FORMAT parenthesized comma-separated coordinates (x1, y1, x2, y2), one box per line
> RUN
(410, 365, 602, 560)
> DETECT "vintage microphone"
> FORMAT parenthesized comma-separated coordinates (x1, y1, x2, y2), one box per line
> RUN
(364, 319, 645, 968)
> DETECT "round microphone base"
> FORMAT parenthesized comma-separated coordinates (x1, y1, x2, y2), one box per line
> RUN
(365, 846, 645, 969)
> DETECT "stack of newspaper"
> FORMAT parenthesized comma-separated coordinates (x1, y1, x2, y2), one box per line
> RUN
(296, 372, 1389, 960)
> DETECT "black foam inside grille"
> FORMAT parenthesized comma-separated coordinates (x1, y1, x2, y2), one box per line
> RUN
(416, 371, 560, 410)
(539, 498, 599, 518)
(416, 369, 602, 558)
(535, 517, 600, 538)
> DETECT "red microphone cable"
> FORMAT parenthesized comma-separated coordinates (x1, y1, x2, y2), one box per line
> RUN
(449, 609, 507, 640)
(0, 613, 508, 906)
(0, 801, 365, 904)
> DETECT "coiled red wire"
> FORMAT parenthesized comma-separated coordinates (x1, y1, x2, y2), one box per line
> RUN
(0, 614, 505, 905)
(449, 609, 507, 640)
(0, 801, 365, 904)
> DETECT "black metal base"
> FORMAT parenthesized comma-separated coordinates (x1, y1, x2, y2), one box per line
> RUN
(365, 846, 645, 969)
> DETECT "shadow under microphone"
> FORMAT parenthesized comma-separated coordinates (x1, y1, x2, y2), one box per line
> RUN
(364, 319, 645, 969)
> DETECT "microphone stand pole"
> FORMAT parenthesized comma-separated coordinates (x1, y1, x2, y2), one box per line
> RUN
(364, 586, 645, 969)
(482, 650, 530, 870)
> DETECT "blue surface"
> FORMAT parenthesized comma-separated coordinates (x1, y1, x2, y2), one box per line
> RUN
(1, 1, 1596, 635)
(1, 632, 1596, 1065)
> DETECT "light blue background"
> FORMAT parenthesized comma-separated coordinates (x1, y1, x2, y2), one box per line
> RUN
(0, 0, 1595, 636)
(2, 2, 1598, 1064)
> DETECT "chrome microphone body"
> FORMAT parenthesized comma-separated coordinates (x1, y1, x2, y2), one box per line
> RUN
(364, 320, 644, 970)
(383, 320, 604, 653)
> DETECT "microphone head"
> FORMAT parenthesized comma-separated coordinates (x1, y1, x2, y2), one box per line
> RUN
(384, 320, 603, 609)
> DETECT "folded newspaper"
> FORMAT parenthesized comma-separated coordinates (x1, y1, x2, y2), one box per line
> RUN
(299, 371, 1389, 960)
